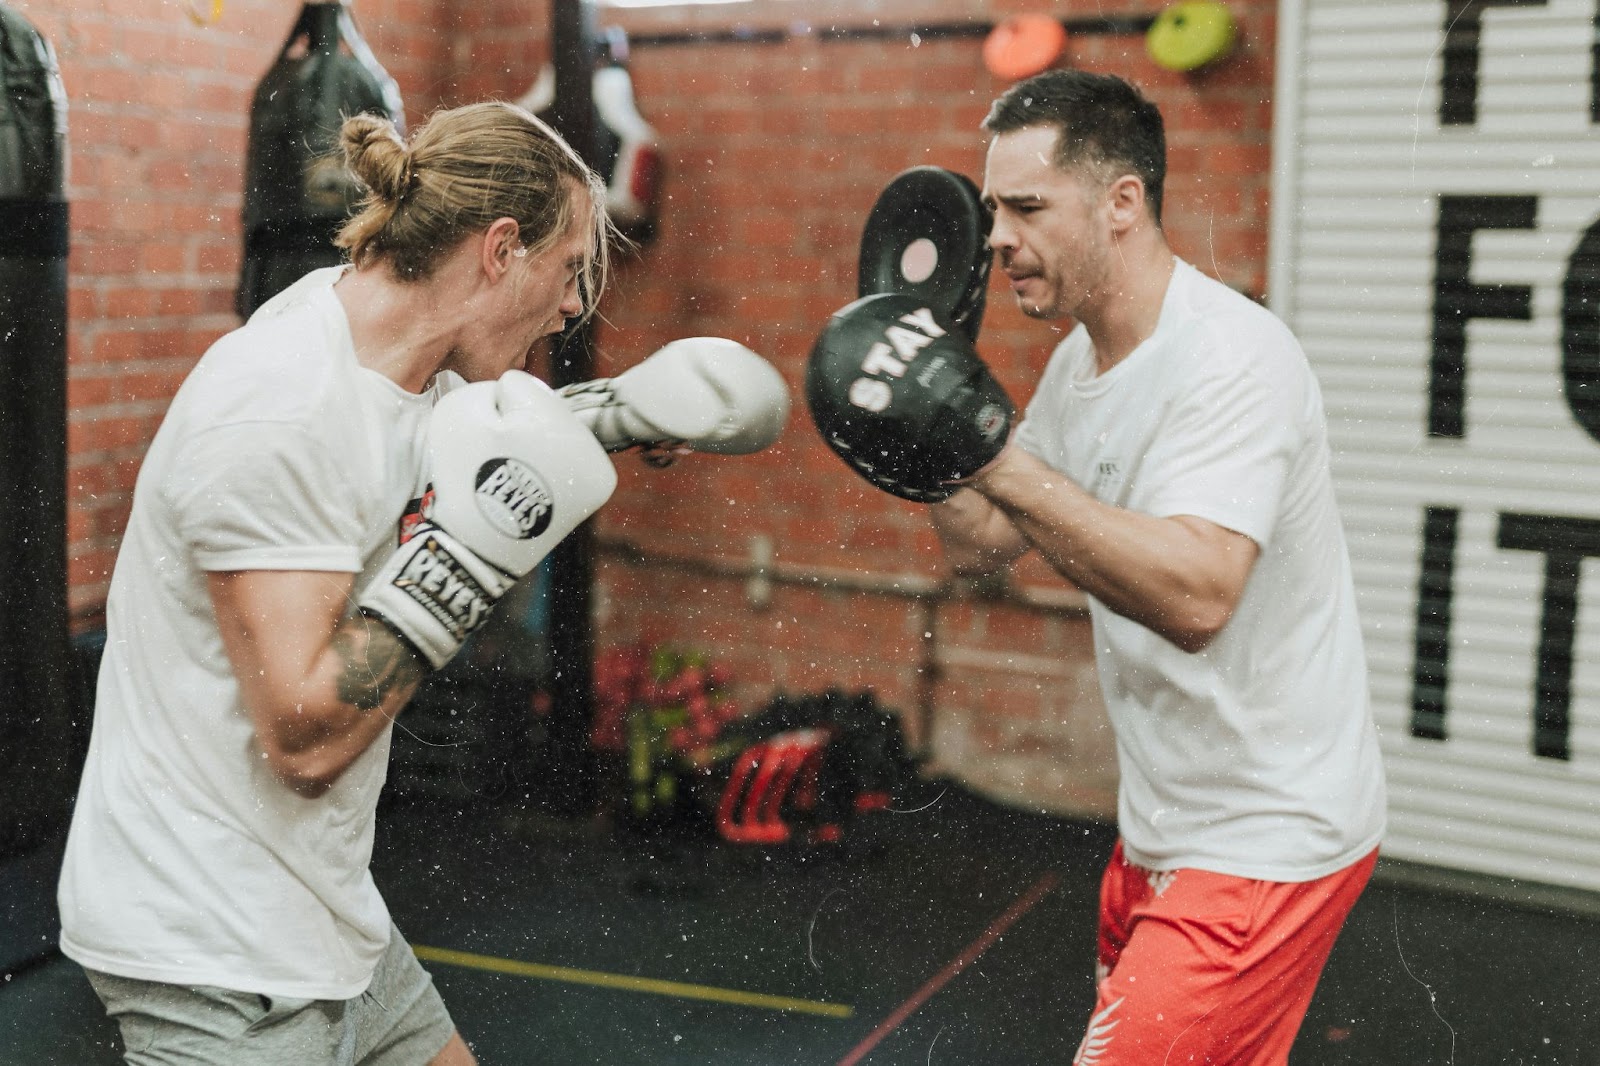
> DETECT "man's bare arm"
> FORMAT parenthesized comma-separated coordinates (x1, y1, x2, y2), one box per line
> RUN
(210, 570, 429, 797)
(331, 617, 427, 712)
(929, 487, 1031, 576)
(962, 448, 1258, 651)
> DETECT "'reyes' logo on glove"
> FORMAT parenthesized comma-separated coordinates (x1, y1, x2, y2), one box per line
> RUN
(806, 292, 1014, 504)
(391, 533, 495, 642)
(473, 458, 556, 540)
(842, 304, 954, 410)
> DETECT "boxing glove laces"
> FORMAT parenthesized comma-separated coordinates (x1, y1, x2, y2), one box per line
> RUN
(559, 337, 789, 460)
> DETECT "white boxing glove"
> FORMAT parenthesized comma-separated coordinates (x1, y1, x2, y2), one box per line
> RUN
(359, 371, 617, 669)
(559, 338, 790, 457)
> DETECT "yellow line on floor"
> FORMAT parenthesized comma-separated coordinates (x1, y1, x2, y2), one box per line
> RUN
(413, 944, 854, 1019)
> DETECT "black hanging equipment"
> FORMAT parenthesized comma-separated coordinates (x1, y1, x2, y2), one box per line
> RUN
(589, 28, 663, 247)
(0, 0, 75, 864)
(235, 0, 403, 318)
(519, 25, 664, 248)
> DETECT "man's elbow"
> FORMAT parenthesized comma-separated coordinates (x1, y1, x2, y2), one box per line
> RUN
(260, 740, 343, 799)
(948, 550, 1013, 580)
(1169, 627, 1220, 655)
(942, 532, 1028, 579)
(1164, 599, 1237, 654)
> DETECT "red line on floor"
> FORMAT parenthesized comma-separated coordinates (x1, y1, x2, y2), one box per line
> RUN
(835, 870, 1062, 1066)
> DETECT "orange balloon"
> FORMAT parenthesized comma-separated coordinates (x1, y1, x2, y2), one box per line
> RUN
(983, 14, 1068, 81)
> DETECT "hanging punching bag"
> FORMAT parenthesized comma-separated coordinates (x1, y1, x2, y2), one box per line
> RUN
(235, 0, 403, 318)
(592, 58, 662, 246)
(590, 28, 662, 246)
(0, 3, 74, 866)
(517, 27, 664, 248)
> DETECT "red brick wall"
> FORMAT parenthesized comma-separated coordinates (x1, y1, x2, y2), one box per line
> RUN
(33, 0, 1276, 816)
(22, 0, 464, 624)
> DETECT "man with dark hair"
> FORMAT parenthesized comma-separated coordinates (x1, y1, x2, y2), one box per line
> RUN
(936, 70, 1386, 1062)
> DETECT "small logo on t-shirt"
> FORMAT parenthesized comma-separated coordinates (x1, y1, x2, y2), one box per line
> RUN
(397, 488, 435, 546)
(1089, 458, 1124, 499)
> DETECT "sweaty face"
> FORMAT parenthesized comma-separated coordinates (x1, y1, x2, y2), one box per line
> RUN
(450, 197, 595, 383)
(501, 210, 593, 376)
(518, 209, 593, 353)
(982, 125, 1113, 322)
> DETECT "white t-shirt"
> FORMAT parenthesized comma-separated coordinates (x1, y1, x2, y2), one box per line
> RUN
(1014, 260, 1385, 882)
(58, 268, 452, 999)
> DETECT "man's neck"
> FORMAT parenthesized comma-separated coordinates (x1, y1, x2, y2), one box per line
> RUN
(334, 266, 458, 394)
(1082, 242, 1177, 376)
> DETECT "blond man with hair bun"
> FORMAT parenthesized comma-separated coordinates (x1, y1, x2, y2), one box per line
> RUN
(57, 101, 615, 1066)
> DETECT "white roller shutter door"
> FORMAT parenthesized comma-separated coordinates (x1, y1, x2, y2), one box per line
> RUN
(1272, 0, 1600, 891)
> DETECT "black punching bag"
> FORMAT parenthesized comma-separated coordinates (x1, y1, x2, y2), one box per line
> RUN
(0, 3, 73, 865)
(235, 0, 402, 318)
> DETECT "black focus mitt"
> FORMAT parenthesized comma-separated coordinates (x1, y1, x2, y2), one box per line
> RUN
(857, 166, 993, 342)
(806, 293, 1013, 503)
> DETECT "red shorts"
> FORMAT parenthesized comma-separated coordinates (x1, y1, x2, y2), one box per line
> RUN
(1072, 840, 1378, 1066)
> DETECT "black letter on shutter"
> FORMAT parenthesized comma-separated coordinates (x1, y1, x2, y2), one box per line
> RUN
(1496, 513, 1600, 760)
(1562, 215, 1600, 441)
(1412, 506, 1459, 741)
(1439, 0, 1549, 126)
(1592, 4, 1600, 123)
(1430, 195, 1536, 438)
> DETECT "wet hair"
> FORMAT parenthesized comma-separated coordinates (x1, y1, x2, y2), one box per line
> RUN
(983, 70, 1167, 225)
(335, 101, 611, 320)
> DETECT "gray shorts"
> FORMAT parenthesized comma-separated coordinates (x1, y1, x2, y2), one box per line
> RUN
(83, 924, 458, 1066)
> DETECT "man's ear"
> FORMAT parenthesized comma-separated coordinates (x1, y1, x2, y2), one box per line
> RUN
(1106, 174, 1147, 234)
(481, 216, 524, 281)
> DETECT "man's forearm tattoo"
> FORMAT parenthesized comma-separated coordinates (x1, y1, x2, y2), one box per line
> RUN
(332, 616, 427, 711)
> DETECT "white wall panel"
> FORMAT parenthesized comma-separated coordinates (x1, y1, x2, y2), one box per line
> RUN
(1274, 0, 1600, 890)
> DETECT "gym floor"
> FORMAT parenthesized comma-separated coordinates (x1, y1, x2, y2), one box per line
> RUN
(3, 780, 1599, 1065)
